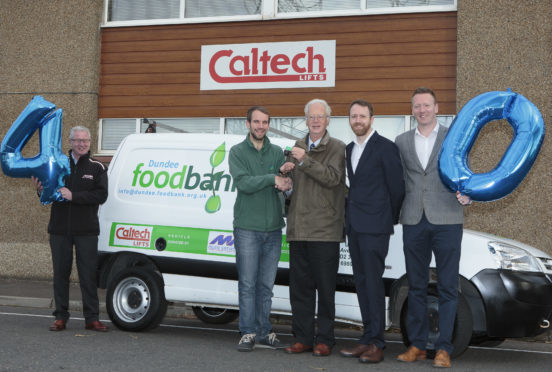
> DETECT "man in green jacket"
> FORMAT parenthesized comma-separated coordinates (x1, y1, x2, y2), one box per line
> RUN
(280, 99, 346, 357)
(229, 106, 291, 352)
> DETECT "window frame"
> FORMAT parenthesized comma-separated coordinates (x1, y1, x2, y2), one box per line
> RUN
(96, 114, 454, 155)
(102, 0, 457, 27)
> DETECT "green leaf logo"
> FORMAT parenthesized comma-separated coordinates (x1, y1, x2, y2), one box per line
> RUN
(205, 195, 221, 213)
(205, 142, 226, 214)
(210, 142, 226, 168)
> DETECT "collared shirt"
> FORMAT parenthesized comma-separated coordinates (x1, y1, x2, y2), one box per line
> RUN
(414, 124, 439, 169)
(351, 129, 376, 174)
(298, 136, 322, 167)
(308, 136, 322, 150)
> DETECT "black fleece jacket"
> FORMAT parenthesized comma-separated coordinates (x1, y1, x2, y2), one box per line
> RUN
(47, 151, 108, 236)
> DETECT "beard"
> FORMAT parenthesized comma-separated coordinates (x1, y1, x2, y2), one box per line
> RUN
(352, 124, 370, 137)
(249, 129, 266, 142)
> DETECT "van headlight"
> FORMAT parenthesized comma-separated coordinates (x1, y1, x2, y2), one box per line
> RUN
(488, 241, 542, 272)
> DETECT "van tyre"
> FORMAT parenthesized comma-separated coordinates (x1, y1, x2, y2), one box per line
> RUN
(400, 288, 473, 359)
(192, 306, 238, 324)
(106, 267, 168, 331)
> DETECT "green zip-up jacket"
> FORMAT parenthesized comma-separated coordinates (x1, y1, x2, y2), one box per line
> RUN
(229, 135, 286, 232)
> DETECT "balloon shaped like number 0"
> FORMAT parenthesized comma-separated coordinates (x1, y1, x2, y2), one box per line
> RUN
(0, 96, 71, 205)
(438, 90, 545, 201)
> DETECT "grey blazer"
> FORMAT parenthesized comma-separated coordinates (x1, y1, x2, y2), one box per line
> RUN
(395, 125, 464, 225)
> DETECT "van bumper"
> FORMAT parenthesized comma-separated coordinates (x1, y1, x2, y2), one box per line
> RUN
(471, 269, 552, 338)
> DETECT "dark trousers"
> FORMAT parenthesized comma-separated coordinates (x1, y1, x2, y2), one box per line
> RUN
(50, 234, 100, 324)
(289, 241, 339, 347)
(402, 214, 463, 354)
(347, 229, 390, 349)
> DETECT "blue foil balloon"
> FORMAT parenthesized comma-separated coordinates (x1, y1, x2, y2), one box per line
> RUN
(438, 90, 545, 201)
(1, 96, 71, 205)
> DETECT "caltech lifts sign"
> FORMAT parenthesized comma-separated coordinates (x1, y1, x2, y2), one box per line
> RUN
(200, 40, 336, 90)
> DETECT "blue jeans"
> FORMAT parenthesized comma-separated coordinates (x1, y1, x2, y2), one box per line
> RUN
(234, 228, 282, 338)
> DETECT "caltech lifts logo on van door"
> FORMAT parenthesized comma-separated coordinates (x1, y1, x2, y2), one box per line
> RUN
(201, 40, 336, 90)
(114, 224, 152, 248)
(119, 142, 231, 214)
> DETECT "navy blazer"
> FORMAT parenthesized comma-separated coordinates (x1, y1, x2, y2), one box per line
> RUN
(346, 131, 405, 235)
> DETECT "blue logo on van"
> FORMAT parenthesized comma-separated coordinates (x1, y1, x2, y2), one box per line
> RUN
(206, 231, 235, 256)
(209, 234, 234, 246)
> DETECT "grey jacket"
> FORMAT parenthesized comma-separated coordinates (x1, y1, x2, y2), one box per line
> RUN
(285, 131, 346, 242)
(395, 125, 463, 225)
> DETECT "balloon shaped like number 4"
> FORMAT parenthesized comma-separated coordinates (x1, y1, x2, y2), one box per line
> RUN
(438, 90, 545, 202)
(1, 96, 71, 205)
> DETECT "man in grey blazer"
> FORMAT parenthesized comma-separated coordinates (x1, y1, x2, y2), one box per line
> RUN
(395, 87, 470, 368)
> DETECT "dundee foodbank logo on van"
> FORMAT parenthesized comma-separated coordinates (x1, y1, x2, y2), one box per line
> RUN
(120, 143, 234, 213)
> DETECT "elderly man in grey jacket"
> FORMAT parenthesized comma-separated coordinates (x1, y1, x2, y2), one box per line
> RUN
(279, 98, 346, 357)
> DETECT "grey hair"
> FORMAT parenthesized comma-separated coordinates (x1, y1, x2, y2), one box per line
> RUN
(69, 126, 91, 139)
(304, 98, 331, 117)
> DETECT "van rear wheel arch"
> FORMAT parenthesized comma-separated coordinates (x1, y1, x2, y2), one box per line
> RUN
(192, 306, 239, 324)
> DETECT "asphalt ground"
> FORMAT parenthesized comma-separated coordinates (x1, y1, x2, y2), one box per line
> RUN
(0, 277, 550, 344)
(0, 278, 194, 319)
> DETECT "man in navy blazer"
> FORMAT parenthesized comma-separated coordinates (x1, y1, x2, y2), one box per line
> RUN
(339, 99, 405, 363)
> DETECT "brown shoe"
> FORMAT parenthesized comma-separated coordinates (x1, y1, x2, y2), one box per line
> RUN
(340, 344, 373, 358)
(85, 320, 109, 332)
(285, 342, 313, 354)
(312, 343, 331, 357)
(359, 344, 384, 363)
(397, 345, 427, 362)
(433, 349, 451, 368)
(49, 319, 66, 331)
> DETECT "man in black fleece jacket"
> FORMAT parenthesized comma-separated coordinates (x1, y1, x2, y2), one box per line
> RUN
(32, 126, 108, 332)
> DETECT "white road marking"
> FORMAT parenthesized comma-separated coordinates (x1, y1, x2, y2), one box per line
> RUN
(2, 311, 551, 355)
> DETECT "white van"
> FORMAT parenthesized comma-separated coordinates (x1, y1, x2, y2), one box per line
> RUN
(97, 133, 552, 358)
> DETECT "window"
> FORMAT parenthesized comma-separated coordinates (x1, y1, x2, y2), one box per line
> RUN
(225, 117, 309, 140)
(410, 115, 454, 130)
(366, 0, 455, 8)
(185, 0, 262, 18)
(140, 118, 220, 134)
(99, 115, 453, 154)
(103, 0, 456, 26)
(278, 0, 359, 13)
(108, 0, 180, 21)
(100, 118, 221, 152)
(101, 119, 136, 151)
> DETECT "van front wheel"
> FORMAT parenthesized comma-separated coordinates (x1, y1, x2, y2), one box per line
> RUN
(106, 267, 168, 331)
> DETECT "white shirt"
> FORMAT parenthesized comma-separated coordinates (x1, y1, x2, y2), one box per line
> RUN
(298, 136, 322, 167)
(414, 124, 439, 170)
(289, 136, 322, 195)
(351, 129, 376, 174)
(308, 137, 322, 151)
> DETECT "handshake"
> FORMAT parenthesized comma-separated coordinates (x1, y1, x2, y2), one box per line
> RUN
(275, 175, 292, 192)
(275, 160, 296, 192)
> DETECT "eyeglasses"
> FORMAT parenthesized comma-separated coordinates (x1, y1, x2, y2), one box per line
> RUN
(349, 114, 370, 120)
(307, 114, 327, 121)
(71, 139, 91, 144)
